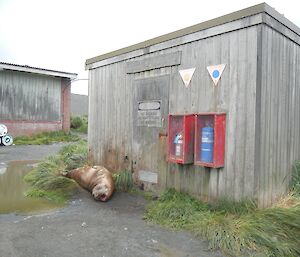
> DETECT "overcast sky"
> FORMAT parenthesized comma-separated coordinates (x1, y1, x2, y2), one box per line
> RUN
(1, 0, 299, 95)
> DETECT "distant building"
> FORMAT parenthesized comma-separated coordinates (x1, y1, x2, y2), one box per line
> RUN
(71, 93, 88, 116)
(0, 62, 77, 136)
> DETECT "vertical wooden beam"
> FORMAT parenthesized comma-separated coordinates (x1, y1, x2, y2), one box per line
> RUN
(254, 24, 263, 205)
(61, 78, 71, 132)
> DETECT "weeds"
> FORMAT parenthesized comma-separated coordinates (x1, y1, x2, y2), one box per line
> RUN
(209, 198, 256, 215)
(290, 161, 300, 194)
(113, 170, 133, 192)
(146, 188, 208, 229)
(145, 162, 300, 256)
(59, 140, 89, 170)
(24, 141, 88, 203)
(129, 187, 156, 201)
(70, 115, 88, 134)
(14, 131, 79, 145)
(145, 188, 300, 257)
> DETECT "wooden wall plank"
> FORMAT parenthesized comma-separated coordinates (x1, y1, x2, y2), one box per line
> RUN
(264, 27, 273, 207)
(126, 52, 181, 74)
(257, 25, 300, 207)
(243, 27, 257, 200)
(225, 29, 239, 200)
(233, 29, 247, 201)
(257, 25, 267, 207)
(254, 25, 263, 203)
(0, 71, 61, 121)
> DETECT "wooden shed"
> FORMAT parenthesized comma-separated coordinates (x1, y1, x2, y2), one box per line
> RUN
(85, 3, 300, 207)
(0, 62, 77, 136)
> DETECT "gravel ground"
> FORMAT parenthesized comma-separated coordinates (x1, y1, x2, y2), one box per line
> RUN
(0, 144, 225, 257)
(0, 143, 68, 164)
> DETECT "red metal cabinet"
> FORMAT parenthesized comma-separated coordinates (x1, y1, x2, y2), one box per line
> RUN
(194, 113, 226, 168)
(168, 114, 195, 164)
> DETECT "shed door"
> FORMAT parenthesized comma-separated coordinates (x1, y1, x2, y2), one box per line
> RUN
(132, 75, 169, 190)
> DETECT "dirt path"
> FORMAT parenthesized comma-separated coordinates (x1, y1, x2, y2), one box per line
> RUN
(0, 144, 225, 257)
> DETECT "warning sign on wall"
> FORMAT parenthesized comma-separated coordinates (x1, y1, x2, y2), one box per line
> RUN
(137, 101, 162, 127)
(207, 64, 226, 86)
(179, 68, 196, 88)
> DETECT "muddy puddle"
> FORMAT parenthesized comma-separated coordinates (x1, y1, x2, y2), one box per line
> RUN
(0, 161, 63, 214)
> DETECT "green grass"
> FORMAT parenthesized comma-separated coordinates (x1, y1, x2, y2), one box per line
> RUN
(24, 141, 88, 203)
(145, 188, 300, 257)
(14, 131, 80, 145)
(112, 170, 156, 201)
(291, 161, 300, 194)
(25, 188, 74, 204)
(129, 187, 156, 201)
(113, 170, 133, 192)
(70, 115, 88, 134)
(146, 188, 208, 229)
(59, 140, 89, 170)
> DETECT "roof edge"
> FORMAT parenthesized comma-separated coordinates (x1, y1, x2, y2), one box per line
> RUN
(85, 2, 300, 68)
(0, 62, 77, 79)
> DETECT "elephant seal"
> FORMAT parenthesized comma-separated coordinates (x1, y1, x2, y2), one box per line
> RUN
(62, 165, 114, 202)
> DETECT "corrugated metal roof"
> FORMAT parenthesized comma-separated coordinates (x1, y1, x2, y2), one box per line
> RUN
(85, 2, 300, 67)
(0, 62, 77, 79)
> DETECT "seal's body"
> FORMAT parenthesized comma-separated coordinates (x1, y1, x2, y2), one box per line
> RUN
(64, 165, 114, 202)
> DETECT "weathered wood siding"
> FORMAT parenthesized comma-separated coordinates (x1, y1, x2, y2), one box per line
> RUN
(88, 10, 300, 207)
(0, 70, 61, 121)
(88, 62, 133, 171)
(88, 24, 258, 202)
(255, 24, 300, 207)
(164, 26, 258, 202)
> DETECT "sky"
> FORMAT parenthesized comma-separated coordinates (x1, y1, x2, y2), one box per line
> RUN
(0, 0, 300, 95)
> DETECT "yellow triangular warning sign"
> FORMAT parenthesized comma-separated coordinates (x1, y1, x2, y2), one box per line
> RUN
(179, 68, 196, 88)
(207, 64, 226, 86)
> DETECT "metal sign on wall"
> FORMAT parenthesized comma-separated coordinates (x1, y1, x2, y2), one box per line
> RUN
(207, 64, 226, 86)
(137, 100, 162, 127)
(179, 68, 196, 88)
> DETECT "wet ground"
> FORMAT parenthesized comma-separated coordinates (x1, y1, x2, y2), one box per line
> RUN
(0, 161, 62, 214)
(0, 144, 225, 257)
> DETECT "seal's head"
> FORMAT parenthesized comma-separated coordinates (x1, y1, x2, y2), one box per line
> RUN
(92, 183, 110, 202)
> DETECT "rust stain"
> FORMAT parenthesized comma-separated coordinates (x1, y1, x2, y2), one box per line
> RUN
(102, 144, 131, 172)
(159, 132, 168, 138)
(88, 143, 131, 173)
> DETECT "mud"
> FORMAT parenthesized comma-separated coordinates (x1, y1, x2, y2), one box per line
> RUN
(0, 144, 225, 257)
(0, 161, 62, 214)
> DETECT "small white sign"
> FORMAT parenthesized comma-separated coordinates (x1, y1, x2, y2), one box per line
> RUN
(179, 68, 196, 88)
(137, 100, 161, 127)
(138, 170, 158, 184)
(207, 64, 226, 86)
(138, 101, 160, 110)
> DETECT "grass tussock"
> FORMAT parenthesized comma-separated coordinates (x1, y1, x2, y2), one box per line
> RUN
(113, 171, 155, 200)
(59, 141, 89, 170)
(113, 170, 133, 192)
(14, 131, 79, 145)
(24, 141, 88, 203)
(70, 115, 88, 134)
(290, 161, 300, 195)
(145, 188, 300, 257)
(146, 188, 208, 229)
